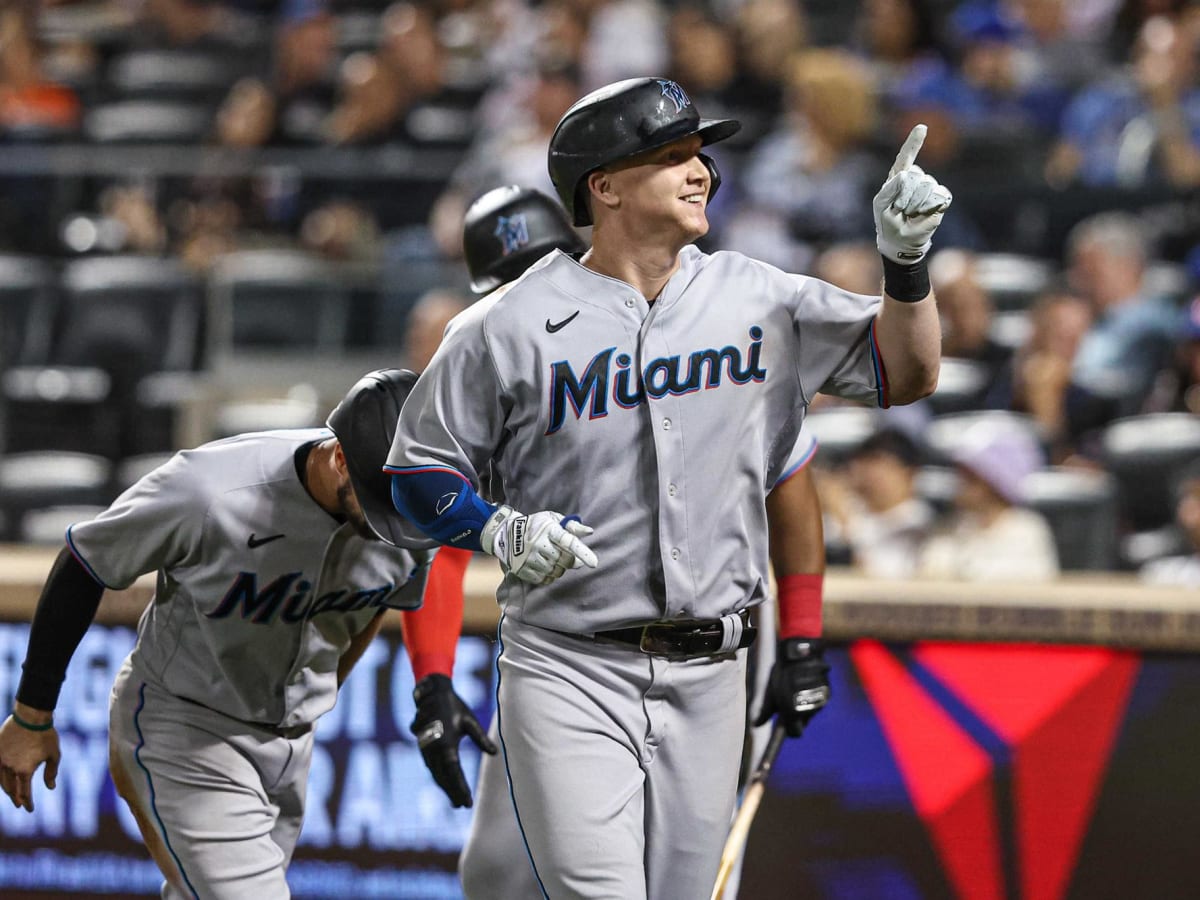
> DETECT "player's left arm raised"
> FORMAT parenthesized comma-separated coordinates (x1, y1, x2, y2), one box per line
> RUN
(870, 123, 952, 406)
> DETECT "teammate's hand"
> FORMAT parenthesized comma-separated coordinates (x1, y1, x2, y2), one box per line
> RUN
(410, 674, 497, 808)
(873, 124, 953, 265)
(0, 711, 61, 812)
(480, 505, 598, 586)
(753, 638, 831, 738)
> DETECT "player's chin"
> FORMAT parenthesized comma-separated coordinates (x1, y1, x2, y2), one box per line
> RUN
(679, 206, 709, 239)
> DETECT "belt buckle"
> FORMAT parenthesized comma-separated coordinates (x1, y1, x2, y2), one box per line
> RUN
(639, 626, 675, 657)
(639, 624, 709, 661)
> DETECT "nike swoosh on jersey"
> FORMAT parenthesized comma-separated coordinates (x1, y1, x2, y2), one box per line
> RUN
(545, 311, 580, 333)
(247, 533, 286, 548)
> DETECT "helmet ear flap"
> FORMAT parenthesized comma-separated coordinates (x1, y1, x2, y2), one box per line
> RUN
(700, 152, 722, 203)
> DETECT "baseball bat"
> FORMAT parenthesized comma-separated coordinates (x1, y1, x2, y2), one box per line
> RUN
(709, 721, 787, 900)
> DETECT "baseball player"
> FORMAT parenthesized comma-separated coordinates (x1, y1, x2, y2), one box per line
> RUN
(0, 369, 489, 899)
(428, 185, 827, 900)
(386, 77, 949, 899)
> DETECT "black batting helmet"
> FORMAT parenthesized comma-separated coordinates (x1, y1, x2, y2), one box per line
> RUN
(326, 368, 436, 549)
(548, 77, 741, 226)
(463, 185, 586, 294)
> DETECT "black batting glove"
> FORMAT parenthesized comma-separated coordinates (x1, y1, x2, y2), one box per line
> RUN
(753, 638, 831, 738)
(410, 674, 497, 808)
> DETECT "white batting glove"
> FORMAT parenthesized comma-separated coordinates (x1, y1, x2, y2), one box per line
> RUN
(873, 124, 953, 264)
(480, 505, 598, 586)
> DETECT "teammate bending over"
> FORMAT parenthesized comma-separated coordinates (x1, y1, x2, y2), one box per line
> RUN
(0, 370, 486, 899)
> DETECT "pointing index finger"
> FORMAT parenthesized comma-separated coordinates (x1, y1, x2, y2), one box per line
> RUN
(889, 124, 927, 178)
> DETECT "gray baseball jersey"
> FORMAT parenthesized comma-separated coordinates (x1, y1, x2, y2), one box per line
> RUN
(69, 428, 430, 729)
(390, 244, 880, 635)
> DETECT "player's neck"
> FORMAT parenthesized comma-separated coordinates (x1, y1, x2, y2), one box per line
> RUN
(303, 439, 342, 517)
(583, 239, 681, 304)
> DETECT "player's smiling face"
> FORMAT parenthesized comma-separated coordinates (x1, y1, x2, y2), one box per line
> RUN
(602, 134, 710, 240)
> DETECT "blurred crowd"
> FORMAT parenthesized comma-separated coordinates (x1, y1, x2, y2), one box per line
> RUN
(0, 0, 1198, 582)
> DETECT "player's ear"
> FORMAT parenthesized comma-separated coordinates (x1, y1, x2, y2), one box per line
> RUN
(332, 442, 349, 475)
(587, 169, 619, 216)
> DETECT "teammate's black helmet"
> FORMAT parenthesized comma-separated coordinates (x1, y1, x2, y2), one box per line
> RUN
(548, 76, 741, 226)
(326, 368, 436, 549)
(463, 186, 586, 294)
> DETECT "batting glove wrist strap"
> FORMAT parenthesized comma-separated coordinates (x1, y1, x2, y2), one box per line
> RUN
(410, 674, 497, 809)
(480, 504, 598, 586)
(881, 256, 931, 304)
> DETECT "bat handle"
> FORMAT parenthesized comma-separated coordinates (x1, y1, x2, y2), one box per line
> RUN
(709, 721, 789, 900)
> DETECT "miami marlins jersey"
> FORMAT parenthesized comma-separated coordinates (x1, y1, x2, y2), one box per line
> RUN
(68, 429, 430, 728)
(389, 245, 882, 634)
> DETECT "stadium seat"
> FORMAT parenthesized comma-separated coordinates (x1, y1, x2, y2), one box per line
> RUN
(1100, 413, 1200, 531)
(972, 253, 1055, 312)
(83, 100, 213, 143)
(988, 309, 1032, 354)
(914, 464, 958, 515)
(105, 49, 247, 104)
(3, 256, 206, 458)
(212, 391, 323, 438)
(19, 505, 108, 545)
(0, 255, 57, 370)
(925, 357, 992, 415)
(802, 405, 881, 467)
(924, 409, 1045, 467)
(1024, 466, 1120, 571)
(208, 250, 352, 354)
(1120, 524, 1190, 572)
(0, 451, 114, 543)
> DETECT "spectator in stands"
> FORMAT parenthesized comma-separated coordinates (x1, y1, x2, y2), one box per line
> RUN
(727, 0, 808, 126)
(0, 3, 81, 141)
(1145, 294, 1200, 414)
(1139, 464, 1200, 586)
(215, 77, 279, 148)
(171, 190, 245, 272)
(578, 0, 668, 91)
(402, 288, 471, 372)
(851, 0, 946, 88)
(323, 51, 408, 146)
(1004, 0, 1112, 93)
(882, 0, 1070, 226)
(819, 427, 935, 578)
(667, 6, 739, 117)
(723, 48, 879, 272)
(1066, 212, 1181, 425)
(1044, 11, 1200, 189)
(987, 287, 1095, 462)
(428, 54, 581, 258)
(917, 421, 1060, 581)
(300, 199, 382, 263)
(930, 248, 1011, 382)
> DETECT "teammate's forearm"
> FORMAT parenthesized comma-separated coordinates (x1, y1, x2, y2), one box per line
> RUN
(17, 547, 106, 711)
(873, 285, 941, 406)
(388, 469, 497, 551)
(401, 546, 471, 681)
(766, 469, 825, 638)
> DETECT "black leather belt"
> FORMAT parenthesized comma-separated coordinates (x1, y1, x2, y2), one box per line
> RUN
(592, 610, 756, 660)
